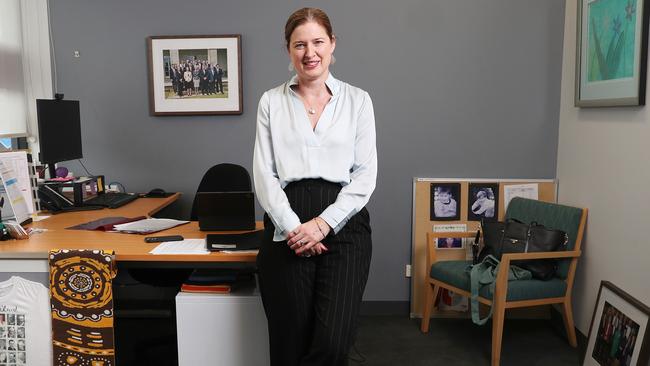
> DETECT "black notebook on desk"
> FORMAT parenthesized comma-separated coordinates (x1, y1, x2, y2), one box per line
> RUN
(206, 230, 264, 251)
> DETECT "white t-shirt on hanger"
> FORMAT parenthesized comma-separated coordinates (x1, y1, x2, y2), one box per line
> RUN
(0, 276, 52, 366)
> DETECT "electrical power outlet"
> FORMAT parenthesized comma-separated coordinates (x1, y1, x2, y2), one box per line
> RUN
(405, 264, 412, 278)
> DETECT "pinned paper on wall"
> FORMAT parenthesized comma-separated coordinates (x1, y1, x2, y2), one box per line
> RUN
(432, 224, 467, 233)
(503, 183, 539, 211)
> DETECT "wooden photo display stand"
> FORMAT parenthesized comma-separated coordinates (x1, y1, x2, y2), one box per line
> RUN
(411, 178, 557, 318)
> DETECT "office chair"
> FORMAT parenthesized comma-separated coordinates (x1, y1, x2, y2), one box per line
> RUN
(116, 164, 250, 362)
(190, 163, 252, 220)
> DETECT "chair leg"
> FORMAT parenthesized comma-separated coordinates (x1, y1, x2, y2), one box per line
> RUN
(420, 282, 439, 333)
(491, 299, 506, 366)
(561, 300, 578, 347)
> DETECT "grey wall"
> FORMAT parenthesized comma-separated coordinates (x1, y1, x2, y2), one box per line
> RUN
(49, 0, 565, 303)
(558, 0, 650, 335)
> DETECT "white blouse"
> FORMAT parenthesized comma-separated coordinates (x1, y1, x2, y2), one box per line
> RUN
(253, 73, 377, 241)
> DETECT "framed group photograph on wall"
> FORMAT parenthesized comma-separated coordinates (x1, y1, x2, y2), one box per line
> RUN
(467, 182, 499, 222)
(430, 183, 461, 221)
(583, 281, 650, 366)
(575, 0, 649, 107)
(147, 35, 242, 115)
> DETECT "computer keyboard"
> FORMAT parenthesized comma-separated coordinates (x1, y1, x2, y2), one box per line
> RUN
(85, 192, 138, 208)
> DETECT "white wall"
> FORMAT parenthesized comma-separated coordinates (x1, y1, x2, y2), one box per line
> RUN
(558, 0, 650, 335)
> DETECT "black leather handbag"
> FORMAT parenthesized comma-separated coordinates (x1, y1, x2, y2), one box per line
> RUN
(478, 219, 568, 280)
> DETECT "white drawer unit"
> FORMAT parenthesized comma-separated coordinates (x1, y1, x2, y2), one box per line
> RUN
(175, 287, 270, 366)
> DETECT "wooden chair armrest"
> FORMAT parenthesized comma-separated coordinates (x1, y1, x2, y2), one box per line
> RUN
(426, 232, 436, 269)
(501, 250, 581, 261)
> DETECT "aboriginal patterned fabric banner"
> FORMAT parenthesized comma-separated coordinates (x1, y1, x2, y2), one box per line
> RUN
(49, 249, 117, 366)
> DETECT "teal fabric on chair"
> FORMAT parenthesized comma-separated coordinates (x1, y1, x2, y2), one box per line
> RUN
(430, 260, 567, 302)
(504, 197, 583, 279)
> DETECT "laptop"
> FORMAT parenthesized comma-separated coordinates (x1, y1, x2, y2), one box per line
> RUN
(196, 191, 256, 231)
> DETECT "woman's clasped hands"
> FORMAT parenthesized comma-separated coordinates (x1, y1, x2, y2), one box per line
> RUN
(287, 217, 331, 257)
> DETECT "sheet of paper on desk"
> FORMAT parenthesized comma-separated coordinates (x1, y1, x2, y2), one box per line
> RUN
(112, 218, 189, 234)
(31, 215, 50, 222)
(149, 239, 209, 255)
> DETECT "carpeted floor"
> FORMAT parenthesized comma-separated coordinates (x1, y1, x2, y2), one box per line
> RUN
(352, 316, 580, 365)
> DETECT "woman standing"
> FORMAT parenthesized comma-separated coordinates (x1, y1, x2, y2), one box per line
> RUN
(253, 7, 377, 366)
(183, 67, 193, 97)
(193, 64, 201, 95)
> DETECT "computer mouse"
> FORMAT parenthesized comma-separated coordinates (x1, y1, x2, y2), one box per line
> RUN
(147, 188, 167, 198)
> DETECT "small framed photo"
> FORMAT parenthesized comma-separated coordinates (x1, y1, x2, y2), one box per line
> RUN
(148, 35, 242, 115)
(575, 0, 649, 107)
(430, 183, 461, 221)
(435, 237, 464, 250)
(468, 183, 499, 222)
(584, 281, 650, 366)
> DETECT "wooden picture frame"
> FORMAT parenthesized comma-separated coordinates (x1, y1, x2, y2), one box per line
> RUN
(147, 35, 242, 116)
(584, 281, 650, 366)
(575, 0, 650, 107)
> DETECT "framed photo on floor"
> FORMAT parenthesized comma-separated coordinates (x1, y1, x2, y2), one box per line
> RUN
(583, 281, 650, 366)
(148, 35, 242, 115)
(575, 0, 650, 107)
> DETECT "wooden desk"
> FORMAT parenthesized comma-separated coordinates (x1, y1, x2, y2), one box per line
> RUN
(0, 193, 259, 263)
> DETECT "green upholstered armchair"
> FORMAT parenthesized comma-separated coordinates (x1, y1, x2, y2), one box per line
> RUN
(420, 197, 588, 366)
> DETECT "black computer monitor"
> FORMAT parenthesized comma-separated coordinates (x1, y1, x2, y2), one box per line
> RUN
(36, 99, 82, 176)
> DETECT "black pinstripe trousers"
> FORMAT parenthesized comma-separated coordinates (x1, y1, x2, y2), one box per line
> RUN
(257, 179, 372, 366)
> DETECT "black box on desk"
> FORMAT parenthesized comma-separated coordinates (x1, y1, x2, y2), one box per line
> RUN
(41, 175, 105, 206)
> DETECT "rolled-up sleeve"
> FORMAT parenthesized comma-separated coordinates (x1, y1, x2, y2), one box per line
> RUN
(253, 92, 301, 241)
(319, 92, 377, 234)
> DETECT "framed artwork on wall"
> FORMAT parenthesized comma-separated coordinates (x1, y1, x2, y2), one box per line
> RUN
(467, 182, 499, 222)
(147, 35, 242, 115)
(575, 0, 649, 107)
(430, 183, 461, 221)
(583, 281, 650, 366)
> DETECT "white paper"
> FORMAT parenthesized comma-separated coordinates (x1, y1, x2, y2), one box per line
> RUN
(149, 239, 209, 255)
(113, 218, 189, 233)
(0, 151, 34, 214)
(220, 250, 259, 254)
(0, 160, 31, 224)
(503, 183, 539, 210)
(433, 224, 467, 233)
(31, 215, 50, 222)
(437, 289, 469, 312)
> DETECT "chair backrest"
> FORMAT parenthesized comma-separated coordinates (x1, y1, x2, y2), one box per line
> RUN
(190, 163, 252, 220)
(504, 197, 586, 279)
